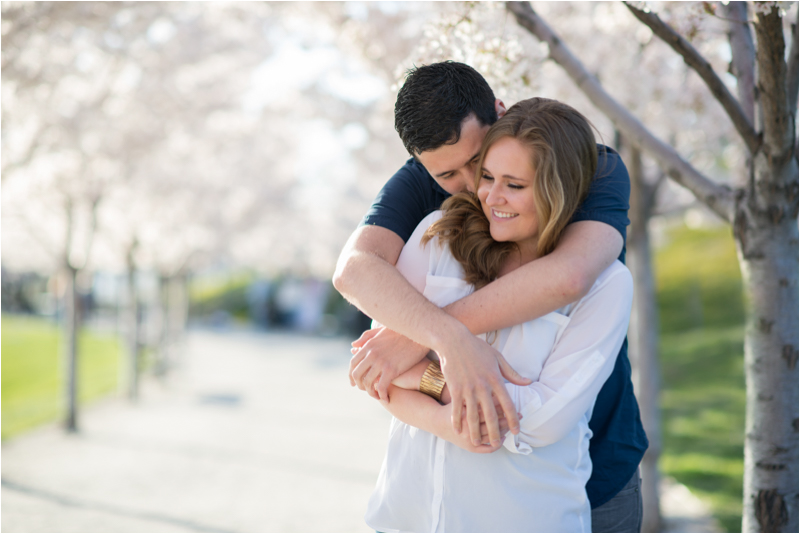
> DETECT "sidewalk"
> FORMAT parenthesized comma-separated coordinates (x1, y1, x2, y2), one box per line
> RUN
(2, 329, 391, 532)
(2, 329, 720, 533)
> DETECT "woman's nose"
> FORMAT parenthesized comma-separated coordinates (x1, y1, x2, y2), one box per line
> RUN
(485, 182, 503, 205)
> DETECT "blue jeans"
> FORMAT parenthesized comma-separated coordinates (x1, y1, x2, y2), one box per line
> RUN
(591, 470, 643, 533)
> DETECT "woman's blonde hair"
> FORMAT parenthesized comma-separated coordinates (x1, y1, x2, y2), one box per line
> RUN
(422, 97, 599, 289)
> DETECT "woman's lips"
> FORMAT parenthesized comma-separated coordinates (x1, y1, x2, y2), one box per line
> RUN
(491, 208, 518, 221)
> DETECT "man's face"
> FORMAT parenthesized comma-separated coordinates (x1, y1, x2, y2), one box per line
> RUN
(415, 114, 490, 195)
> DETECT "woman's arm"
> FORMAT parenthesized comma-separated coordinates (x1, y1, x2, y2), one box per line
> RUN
(386, 363, 512, 451)
(504, 264, 633, 452)
(380, 385, 506, 454)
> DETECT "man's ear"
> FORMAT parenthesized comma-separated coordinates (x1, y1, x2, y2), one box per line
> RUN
(495, 99, 507, 119)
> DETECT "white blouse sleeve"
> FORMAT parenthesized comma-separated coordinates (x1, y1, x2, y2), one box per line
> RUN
(394, 211, 443, 293)
(503, 262, 633, 453)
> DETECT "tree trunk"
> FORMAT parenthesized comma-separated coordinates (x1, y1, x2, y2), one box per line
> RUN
(737, 146, 799, 534)
(623, 141, 662, 532)
(738, 6, 799, 531)
(170, 273, 189, 362)
(125, 262, 140, 400)
(63, 266, 79, 432)
(153, 274, 169, 377)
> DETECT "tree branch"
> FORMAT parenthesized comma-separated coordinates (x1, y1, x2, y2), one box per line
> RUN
(505, 1, 734, 222)
(624, 2, 761, 154)
(754, 4, 792, 158)
(721, 1, 757, 128)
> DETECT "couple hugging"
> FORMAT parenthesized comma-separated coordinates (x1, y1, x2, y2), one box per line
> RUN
(333, 61, 648, 533)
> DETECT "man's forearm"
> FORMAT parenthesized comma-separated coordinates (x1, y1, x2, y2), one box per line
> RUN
(444, 248, 585, 334)
(334, 245, 469, 354)
(444, 220, 623, 335)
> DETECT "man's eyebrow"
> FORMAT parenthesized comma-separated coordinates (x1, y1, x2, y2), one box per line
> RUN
(433, 152, 481, 179)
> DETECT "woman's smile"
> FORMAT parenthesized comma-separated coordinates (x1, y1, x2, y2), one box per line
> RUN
(490, 208, 518, 220)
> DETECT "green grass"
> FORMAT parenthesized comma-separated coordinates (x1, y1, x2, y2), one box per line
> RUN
(654, 223, 745, 532)
(1, 315, 122, 439)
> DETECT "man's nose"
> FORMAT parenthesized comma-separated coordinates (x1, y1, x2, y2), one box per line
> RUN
(461, 169, 476, 193)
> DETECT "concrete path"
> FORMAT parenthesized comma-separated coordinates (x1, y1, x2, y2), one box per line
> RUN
(2, 329, 720, 533)
(2, 330, 391, 532)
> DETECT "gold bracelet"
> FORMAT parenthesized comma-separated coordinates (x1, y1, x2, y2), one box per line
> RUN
(419, 360, 446, 402)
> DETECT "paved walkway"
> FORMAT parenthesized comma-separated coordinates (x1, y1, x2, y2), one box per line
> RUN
(2, 329, 720, 532)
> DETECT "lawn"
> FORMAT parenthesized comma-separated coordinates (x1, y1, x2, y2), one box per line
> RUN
(1, 315, 122, 439)
(654, 222, 746, 532)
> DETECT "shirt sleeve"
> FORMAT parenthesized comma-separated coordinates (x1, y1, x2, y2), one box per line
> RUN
(570, 146, 631, 244)
(502, 263, 633, 453)
(360, 160, 438, 243)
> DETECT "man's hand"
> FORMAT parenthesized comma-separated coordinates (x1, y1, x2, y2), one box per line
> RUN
(435, 401, 508, 454)
(349, 326, 429, 400)
(437, 331, 531, 449)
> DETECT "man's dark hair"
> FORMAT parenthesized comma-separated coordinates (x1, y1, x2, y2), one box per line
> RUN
(394, 61, 497, 155)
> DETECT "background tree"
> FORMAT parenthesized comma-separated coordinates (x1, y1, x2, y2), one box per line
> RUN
(2, 1, 425, 418)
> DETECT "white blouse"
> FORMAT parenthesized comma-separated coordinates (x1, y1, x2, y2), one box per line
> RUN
(364, 211, 633, 533)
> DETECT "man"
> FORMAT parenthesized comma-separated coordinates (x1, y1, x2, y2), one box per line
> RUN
(333, 61, 647, 532)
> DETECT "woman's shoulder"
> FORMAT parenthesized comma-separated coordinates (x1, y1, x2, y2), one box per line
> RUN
(586, 260, 632, 299)
(417, 209, 443, 230)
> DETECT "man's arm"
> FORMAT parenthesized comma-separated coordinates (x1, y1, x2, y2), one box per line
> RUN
(445, 220, 623, 333)
(333, 224, 529, 448)
(333, 224, 455, 352)
(352, 220, 622, 393)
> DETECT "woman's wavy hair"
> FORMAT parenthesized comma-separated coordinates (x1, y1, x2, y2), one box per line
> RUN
(422, 97, 598, 290)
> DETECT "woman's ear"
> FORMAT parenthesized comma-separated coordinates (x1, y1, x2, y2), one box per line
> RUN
(495, 99, 507, 119)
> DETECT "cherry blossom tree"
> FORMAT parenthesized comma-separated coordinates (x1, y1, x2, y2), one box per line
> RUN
(2, 2, 431, 415)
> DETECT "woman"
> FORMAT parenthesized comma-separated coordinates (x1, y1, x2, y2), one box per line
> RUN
(364, 98, 633, 533)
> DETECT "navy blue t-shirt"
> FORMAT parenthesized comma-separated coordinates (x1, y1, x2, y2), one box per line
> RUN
(361, 145, 648, 508)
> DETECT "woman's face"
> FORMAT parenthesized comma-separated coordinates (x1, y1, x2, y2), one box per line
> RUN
(477, 136, 539, 260)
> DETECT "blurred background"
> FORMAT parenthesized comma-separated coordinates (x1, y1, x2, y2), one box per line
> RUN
(3, 1, 775, 532)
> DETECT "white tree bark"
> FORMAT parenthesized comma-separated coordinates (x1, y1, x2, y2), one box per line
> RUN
(506, 2, 798, 531)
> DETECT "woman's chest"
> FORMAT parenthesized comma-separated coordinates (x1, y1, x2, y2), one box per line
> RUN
(482, 310, 571, 380)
